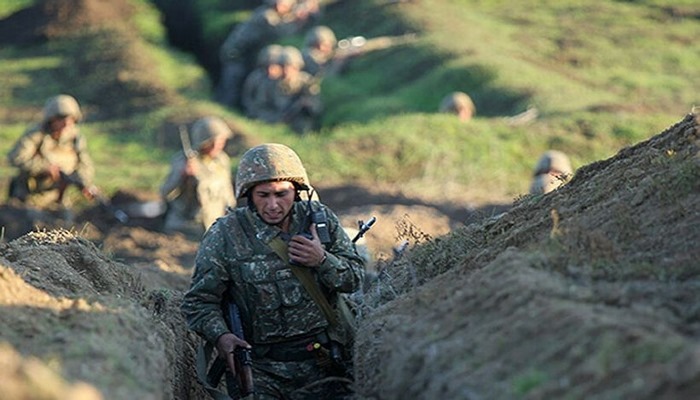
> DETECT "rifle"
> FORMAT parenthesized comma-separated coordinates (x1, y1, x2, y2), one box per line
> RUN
(206, 298, 255, 398)
(179, 125, 198, 159)
(352, 216, 376, 243)
(327, 33, 418, 75)
(58, 171, 129, 223)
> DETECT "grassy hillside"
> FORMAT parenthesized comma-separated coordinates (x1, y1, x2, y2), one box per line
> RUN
(0, 0, 698, 207)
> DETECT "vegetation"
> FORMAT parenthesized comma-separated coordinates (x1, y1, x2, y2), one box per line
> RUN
(0, 0, 697, 206)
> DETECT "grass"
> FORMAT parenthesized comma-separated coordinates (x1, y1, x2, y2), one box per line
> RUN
(0, 0, 697, 205)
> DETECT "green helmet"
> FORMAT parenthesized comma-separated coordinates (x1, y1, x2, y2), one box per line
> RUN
(257, 44, 284, 67)
(439, 91, 475, 115)
(43, 94, 82, 123)
(280, 46, 305, 69)
(191, 116, 232, 149)
(235, 143, 310, 198)
(304, 25, 337, 48)
(264, 0, 296, 6)
(533, 150, 573, 176)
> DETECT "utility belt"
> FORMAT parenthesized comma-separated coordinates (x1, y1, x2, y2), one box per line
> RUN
(257, 330, 344, 367)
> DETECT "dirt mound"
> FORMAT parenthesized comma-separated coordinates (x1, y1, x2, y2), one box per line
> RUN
(0, 0, 135, 45)
(0, 229, 205, 399)
(353, 113, 700, 399)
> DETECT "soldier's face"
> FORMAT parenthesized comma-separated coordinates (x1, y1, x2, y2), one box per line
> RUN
(48, 115, 75, 139)
(201, 135, 227, 157)
(251, 181, 296, 227)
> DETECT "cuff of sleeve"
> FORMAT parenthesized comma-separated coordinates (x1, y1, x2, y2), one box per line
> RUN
(204, 320, 231, 345)
(318, 252, 348, 274)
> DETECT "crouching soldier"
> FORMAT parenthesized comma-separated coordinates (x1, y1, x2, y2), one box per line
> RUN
(7, 94, 97, 208)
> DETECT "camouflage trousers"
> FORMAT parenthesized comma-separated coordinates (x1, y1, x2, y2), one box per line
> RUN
(227, 358, 353, 400)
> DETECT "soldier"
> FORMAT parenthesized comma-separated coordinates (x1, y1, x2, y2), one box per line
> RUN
(182, 143, 364, 399)
(7, 94, 97, 208)
(301, 25, 337, 77)
(215, 0, 301, 109)
(529, 150, 574, 195)
(160, 116, 235, 238)
(273, 46, 322, 134)
(439, 91, 476, 122)
(241, 44, 285, 121)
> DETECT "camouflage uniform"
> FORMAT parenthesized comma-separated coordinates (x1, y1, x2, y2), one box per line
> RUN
(242, 45, 285, 122)
(216, 0, 301, 109)
(439, 91, 476, 122)
(273, 47, 322, 134)
(7, 95, 95, 208)
(301, 26, 337, 77)
(182, 144, 364, 399)
(529, 150, 573, 195)
(161, 116, 235, 238)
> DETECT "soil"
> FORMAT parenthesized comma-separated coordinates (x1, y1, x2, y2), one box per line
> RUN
(1, 1, 699, 400)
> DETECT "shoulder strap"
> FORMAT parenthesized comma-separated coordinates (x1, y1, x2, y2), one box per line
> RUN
(268, 237, 338, 327)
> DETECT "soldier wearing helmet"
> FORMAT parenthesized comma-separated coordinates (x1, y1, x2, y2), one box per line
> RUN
(216, 0, 304, 109)
(160, 116, 235, 238)
(7, 94, 97, 208)
(302, 25, 337, 77)
(274, 46, 322, 134)
(439, 91, 476, 122)
(529, 150, 574, 195)
(241, 44, 285, 121)
(182, 143, 364, 399)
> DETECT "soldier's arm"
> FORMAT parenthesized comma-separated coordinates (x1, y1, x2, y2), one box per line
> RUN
(7, 128, 51, 174)
(181, 222, 231, 343)
(73, 134, 96, 188)
(315, 206, 365, 293)
(160, 154, 188, 200)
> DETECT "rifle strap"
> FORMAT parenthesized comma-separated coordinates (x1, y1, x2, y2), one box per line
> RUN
(268, 237, 338, 327)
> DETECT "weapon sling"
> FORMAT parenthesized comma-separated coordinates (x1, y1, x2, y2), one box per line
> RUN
(268, 237, 338, 327)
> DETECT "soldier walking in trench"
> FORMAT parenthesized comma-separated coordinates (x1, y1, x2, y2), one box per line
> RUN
(182, 143, 364, 399)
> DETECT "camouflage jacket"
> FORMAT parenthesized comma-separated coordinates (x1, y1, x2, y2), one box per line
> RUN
(181, 201, 365, 345)
(272, 72, 322, 122)
(220, 6, 301, 62)
(7, 123, 95, 189)
(241, 68, 280, 122)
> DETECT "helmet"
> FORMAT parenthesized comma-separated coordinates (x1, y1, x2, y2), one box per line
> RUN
(280, 46, 305, 69)
(304, 26, 337, 48)
(257, 44, 284, 67)
(533, 150, 573, 176)
(43, 94, 82, 122)
(235, 143, 310, 198)
(191, 116, 232, 149)
(439, 91, 475, 115)
(265, 0, 295, 6)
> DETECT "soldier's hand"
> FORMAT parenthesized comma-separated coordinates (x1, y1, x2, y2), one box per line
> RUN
(48, 164, 61, 181)
(183, 158, 198, 176)
(81, 186, 99, 201)
(289, 224, 326, 267)
(216, 332, 251, 377)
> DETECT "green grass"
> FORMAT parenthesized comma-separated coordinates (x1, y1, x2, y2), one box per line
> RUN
(0, 0, 697, 205)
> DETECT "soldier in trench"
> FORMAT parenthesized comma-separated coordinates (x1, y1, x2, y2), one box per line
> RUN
(182, 143, 364, 399)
